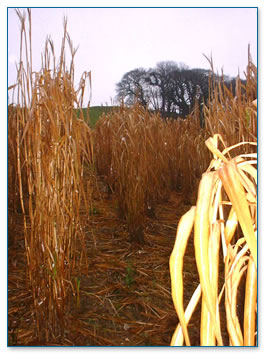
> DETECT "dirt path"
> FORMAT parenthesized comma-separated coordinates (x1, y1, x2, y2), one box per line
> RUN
(64, 182, 202, 346)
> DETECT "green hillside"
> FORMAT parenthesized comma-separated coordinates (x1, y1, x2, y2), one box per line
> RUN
(75, 106, 117, 128)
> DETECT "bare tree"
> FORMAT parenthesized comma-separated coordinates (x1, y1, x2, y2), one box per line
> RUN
(116, 61, 238, 120)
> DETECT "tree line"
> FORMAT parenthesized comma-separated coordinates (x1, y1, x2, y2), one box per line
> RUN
(115, 61, 241, 120)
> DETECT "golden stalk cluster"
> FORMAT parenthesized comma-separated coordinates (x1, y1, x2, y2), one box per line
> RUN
(8, 9, 93, 341)
(170, 130, 257, 346)
(169, 56, 257, 346)
(94, 104, 209, 241)
(204, 50, 257, 150)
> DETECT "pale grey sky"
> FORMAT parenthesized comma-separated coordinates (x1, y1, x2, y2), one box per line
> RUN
(8, 7, 257, 106)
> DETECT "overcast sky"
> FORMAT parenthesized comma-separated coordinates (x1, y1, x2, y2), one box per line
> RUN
(8, 7, 257, 106)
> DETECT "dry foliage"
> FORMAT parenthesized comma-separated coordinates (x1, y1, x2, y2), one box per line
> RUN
(168, 56, 257, 346)
(170, 131, 257, 346)
(94, 104, 208, 241)
(204, 49, 257, 152)
(8, 9, 93, 342)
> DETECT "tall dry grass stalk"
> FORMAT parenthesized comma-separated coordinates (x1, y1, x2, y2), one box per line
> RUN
(204, 49, 257, 153)
(170, 129, 257, 346)
(95, 104, 206, 241)
(95, 105, 167, 241)
(8, 9, 93, 342)
(8, 105, 20, 242)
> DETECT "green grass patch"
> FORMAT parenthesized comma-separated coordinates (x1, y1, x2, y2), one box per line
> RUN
(75, 106, 118, 128)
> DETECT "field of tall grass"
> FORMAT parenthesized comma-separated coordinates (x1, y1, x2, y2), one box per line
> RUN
(8, 9, 257, 346)
(94, 104, 208, 242)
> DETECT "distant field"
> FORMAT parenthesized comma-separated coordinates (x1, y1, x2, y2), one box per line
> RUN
(75, 106, 117, 128)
